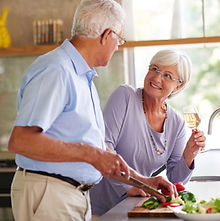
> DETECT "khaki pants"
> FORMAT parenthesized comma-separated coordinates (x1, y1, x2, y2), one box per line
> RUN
(11, 170, 91, 221)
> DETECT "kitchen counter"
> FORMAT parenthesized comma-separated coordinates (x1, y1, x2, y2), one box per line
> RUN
(97, 178, 220, 221)
(96, 197, 181, 221)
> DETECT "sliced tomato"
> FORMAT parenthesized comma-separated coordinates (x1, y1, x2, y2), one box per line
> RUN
(161, 202, 172, 207)
(174, 182, 185, 192)
(161, 202, 181, 207)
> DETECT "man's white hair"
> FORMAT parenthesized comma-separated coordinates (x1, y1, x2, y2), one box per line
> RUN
(71, 0, 125, 38)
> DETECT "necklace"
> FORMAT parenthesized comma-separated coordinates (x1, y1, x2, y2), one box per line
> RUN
(142, 89, 167, 155)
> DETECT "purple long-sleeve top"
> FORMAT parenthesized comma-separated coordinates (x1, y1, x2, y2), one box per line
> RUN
(90, 84, 194, 215)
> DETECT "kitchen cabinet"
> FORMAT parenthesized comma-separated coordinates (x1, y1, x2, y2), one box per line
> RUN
(0, 167, 15, 221)
(0, 166, 15, 208)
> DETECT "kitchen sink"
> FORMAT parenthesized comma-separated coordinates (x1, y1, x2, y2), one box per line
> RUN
(186, 149, 220, 202)
(191, 149, 220, 177)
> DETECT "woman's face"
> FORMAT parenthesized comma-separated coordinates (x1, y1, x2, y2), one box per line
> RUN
(144, 64, 182, 99)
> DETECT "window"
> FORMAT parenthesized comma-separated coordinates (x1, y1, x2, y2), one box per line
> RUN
(134, 44, 220, 145)
(133, 0, 220, 40)
(122, 0, 220, 150)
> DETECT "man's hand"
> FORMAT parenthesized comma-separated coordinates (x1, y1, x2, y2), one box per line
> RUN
(90, 147, 130, 180)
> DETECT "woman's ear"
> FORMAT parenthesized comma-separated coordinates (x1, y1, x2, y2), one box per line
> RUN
(100, 29, 112, 45)
(172, 82, 184, 93)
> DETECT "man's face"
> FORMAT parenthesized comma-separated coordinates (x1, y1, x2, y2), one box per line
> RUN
(97, 30, 123, 67)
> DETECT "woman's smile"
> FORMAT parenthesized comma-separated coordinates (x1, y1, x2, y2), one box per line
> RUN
(150, 81, 162, 90)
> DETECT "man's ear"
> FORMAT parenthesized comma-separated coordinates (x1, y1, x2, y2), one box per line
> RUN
(100, 29, 112, 45)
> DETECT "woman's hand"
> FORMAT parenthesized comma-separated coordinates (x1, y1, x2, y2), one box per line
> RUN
(183, 129, 206, 167)
(127, 187, 151, 197)
(140, 176, 178, 202)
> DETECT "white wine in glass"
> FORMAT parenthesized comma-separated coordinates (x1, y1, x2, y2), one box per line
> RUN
(183, 106, 201, 129)
(183, 112, 201, 129)
(183, 106, 202, 154)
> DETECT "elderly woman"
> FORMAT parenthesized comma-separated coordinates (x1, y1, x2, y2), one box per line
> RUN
(90, 49, 206, 216)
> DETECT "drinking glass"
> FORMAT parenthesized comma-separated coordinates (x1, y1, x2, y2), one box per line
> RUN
(183, 105, 201, 129)
(183, 105, 202, 154)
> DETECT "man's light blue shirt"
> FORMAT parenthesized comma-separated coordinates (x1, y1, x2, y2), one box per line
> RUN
(15, 39, 105, 184)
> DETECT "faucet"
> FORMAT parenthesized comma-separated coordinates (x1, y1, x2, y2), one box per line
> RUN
(208, 107, 220, 135)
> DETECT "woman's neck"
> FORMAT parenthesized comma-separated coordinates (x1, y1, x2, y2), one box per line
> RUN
(142, 89, 167, 132)
(142, 89, 167, 115)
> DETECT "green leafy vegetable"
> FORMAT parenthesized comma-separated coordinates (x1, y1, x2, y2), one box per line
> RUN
(179, 191, 196, 203)
(204, 198, 220, 213)
(182, 198, 220, 214)
(182, 201, 199, 214)
(213, 198, 220, 212)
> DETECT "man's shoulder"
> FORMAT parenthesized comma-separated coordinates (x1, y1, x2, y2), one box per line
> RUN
(30, 44, 74, 76)
(39, 45, 69, 64)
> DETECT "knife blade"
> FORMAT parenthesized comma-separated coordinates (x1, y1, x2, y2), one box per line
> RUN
(120, 171, 166, 198)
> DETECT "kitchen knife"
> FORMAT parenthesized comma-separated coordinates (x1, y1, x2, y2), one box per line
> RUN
(120, 171, 166, 198)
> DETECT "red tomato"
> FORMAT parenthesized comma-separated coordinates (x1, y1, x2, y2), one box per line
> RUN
(161, 188, 170, 195)
(161, 202, 180, 207)
(207, 208, 212, 213)
(174, 182, 185, 192)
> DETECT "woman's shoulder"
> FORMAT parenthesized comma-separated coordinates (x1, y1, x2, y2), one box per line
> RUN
(106, 85, 140, 108)
(113, 84, 140, 97)
(167, 104, 184, 124)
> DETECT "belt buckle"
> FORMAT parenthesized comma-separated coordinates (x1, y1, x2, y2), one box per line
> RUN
(79, 184, 94, 191)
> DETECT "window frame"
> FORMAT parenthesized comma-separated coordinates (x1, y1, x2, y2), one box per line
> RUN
(120, 36, 220, 49)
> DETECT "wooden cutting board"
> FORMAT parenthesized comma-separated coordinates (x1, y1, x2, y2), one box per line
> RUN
(128, 197, 176, 217)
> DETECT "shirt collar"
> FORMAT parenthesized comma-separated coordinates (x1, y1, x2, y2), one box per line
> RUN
(60, 39, 98, 78)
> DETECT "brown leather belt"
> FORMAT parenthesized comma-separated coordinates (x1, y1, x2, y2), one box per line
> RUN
(17, 167, 93, 191)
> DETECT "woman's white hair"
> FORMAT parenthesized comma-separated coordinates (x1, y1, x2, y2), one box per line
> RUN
(71, 0, 125, 38)
(150, 49, 192, 97)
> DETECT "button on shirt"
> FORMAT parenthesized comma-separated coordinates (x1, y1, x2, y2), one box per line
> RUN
(14, 39, 105, 184)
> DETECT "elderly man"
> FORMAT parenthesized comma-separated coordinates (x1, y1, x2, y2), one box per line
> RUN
(8, 1, 177, 220)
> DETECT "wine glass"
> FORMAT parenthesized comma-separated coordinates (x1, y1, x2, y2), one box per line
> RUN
(183, 105, 202, 154)
(183, 105, 201, 129)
